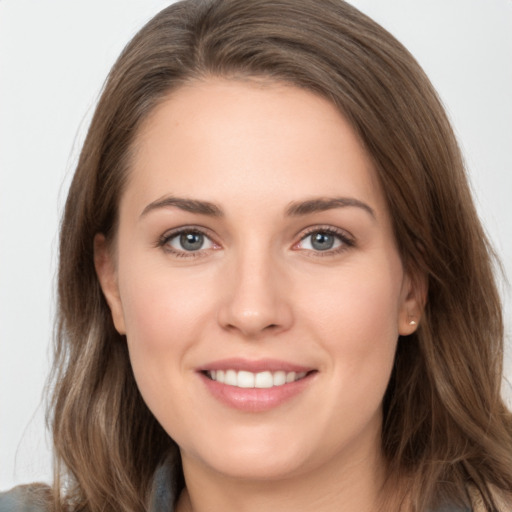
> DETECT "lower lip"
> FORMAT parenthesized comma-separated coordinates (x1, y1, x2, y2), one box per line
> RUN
(199, 372, 316, 412)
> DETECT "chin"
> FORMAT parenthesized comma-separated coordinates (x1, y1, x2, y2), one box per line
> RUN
(203, 451, 312, 481)
(180, 427, 318, 481)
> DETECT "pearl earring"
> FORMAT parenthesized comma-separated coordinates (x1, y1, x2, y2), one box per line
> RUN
(409, 320, 417, 326)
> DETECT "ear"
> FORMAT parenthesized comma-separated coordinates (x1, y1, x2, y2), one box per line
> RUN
(93, 233, 126, 335)
(398, 271, 427, 336)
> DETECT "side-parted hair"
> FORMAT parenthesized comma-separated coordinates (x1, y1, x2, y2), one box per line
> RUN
(50, 1, 512, 510)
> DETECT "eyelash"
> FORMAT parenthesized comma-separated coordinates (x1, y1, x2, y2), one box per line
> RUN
(157, 227, 219, 259)
(156, 225, 355, 259)
(294, 226, 355, 257)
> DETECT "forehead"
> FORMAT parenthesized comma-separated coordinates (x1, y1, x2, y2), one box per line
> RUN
(123, 78, 385, 218)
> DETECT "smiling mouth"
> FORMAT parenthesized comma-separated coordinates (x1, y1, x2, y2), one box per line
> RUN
(203, 369, 311, 389)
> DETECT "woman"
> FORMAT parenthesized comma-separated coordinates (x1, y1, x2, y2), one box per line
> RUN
(1, 0, 511, 510)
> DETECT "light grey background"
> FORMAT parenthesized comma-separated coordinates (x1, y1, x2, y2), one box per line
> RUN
(1, 0, 511, 490)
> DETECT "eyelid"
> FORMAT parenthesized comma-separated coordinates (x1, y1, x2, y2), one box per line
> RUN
(292, 225, 355, 255)
(157, 225, 221, 258)
(156, 224, 355, 258)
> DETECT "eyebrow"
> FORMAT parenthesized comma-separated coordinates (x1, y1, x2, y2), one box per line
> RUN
(285, 197, 375, 219)
(139, 195, 375, 220)
(140, 196, 224, 218)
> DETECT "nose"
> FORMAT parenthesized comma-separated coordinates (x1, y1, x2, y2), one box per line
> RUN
(217, 249, 294, 339)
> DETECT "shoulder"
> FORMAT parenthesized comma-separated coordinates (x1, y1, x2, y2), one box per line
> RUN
(0, 485, 51, 512)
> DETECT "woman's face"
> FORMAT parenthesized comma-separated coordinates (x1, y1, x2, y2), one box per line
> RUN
(96, 79, 420, 482)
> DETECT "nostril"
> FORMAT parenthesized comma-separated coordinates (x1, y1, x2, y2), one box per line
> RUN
(216, 290, 294, 337)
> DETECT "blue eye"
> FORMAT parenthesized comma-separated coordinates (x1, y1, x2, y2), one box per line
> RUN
(297, 228, 353, 254)
(177, 232, 205, 251)
(162, 229, 216, 255)
(307, 232, 338, 251)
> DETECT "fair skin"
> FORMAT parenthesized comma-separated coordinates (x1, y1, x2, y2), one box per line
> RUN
(95, 79, 422, 512)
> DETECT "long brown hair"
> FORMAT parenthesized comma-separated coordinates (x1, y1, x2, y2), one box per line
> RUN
(50, 0, 512, 510)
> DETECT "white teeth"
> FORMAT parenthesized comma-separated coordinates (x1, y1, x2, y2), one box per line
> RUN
(207, 369, 308, 388)
(273, 371, 286, 386)
(237, 370, 255, 388)
(225, 369, 237, 386)
(255, 371, 273, 388)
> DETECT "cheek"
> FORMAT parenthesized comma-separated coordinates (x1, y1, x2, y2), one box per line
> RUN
(115, 254, 216, 399)
(303, 257, 401, 335)
(119, 260, 211, 349)
(299, 256, 402, 394)
(117, 270, 214, 442)
(296, 264, 401, 451)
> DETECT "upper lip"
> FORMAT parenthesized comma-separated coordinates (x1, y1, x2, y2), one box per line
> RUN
(198, 358, 314, 373)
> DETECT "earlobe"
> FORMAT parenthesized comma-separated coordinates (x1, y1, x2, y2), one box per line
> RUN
(398, 271, 427, 336)
(93, 233, 126, 335)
